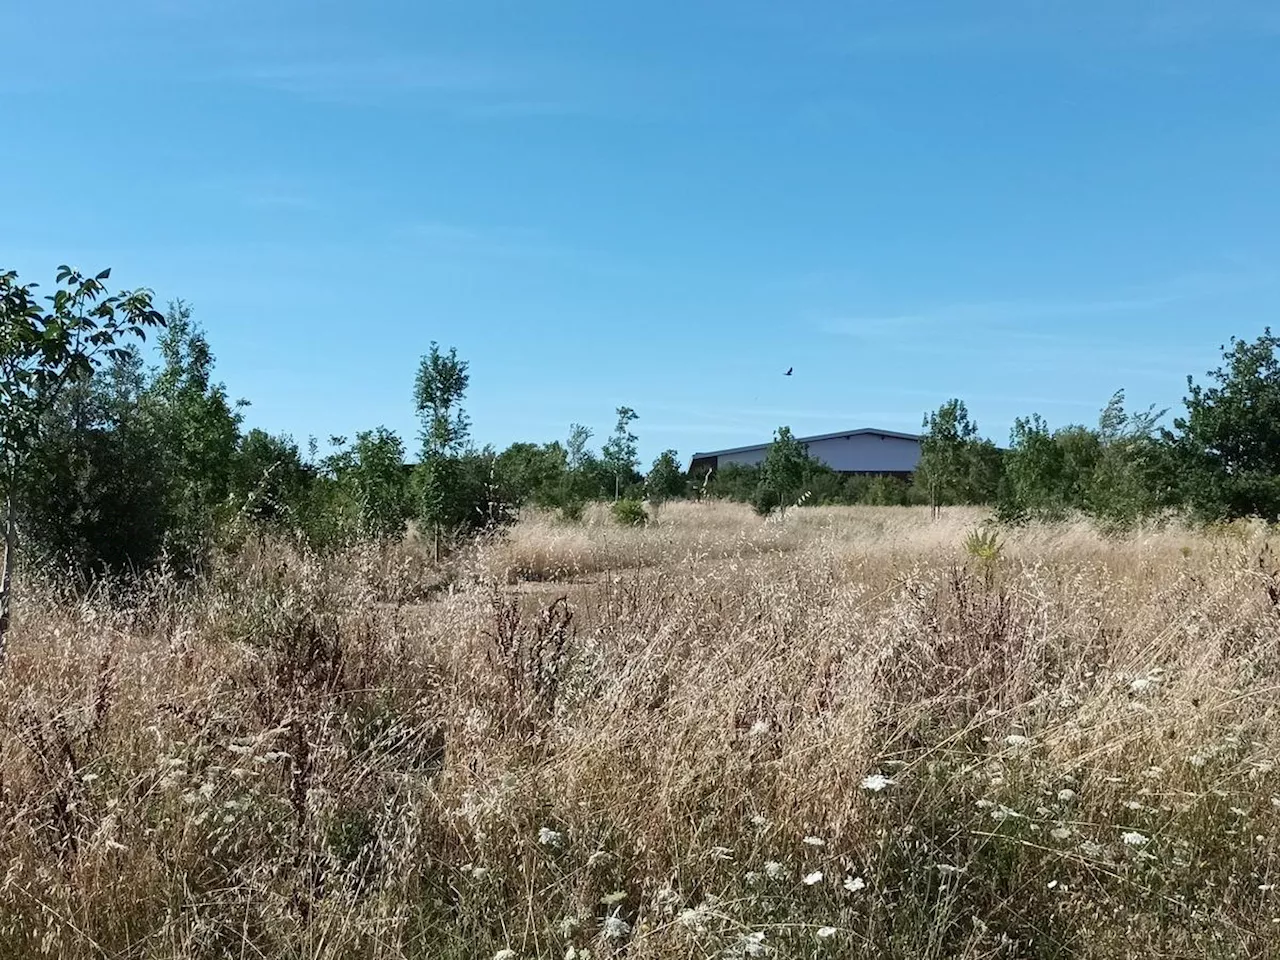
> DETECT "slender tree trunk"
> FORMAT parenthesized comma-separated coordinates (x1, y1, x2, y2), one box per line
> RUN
(0, 488, 16, 659)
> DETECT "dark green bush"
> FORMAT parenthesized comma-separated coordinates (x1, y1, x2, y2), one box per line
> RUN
(610, 498, 648, 527)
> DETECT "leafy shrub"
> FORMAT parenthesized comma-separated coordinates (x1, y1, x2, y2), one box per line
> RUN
(610, 498, 648, 527)
(750, 482, 780, 517)
(558, 499, 586, 523)
(963, 525, 1004, 564)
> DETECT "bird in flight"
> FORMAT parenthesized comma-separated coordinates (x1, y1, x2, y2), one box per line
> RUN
(784, 367, 793, 376)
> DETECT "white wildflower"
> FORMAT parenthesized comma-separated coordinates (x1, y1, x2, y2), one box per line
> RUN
(678, 903, 715, 931)
(1124, 800, 1146, 811)
(739, 931, 769, 957)
(843, 875, 866, 892)
(653, 886, 679, 907)
(558, 917, 581, 937)
(764, 860, 785, 880)
(1004, 735, 1031, 748)
(1121, 831, 1149, 847)
(816, 926, 838, 939)
(750, 814, 770, 829)
(493, 951, 516, 960)
(1080, 841, 1105, 857)
(601, 912, 631, 941)
(538, 827, 564, 848)
(975, 799, 997, 809)
(749, 719, 771, 737)
(802, 836, 825, 847)
(1051, 827, 1072, 841)
(802, 870, 824, 886)
(861, 773, 895, 792)
(935, 864, 965, 876)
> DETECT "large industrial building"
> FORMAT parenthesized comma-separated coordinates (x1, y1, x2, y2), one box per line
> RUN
(689, 427, 922, 477)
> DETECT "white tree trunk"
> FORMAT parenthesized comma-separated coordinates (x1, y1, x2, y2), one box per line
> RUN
(0, 489, 15, 657)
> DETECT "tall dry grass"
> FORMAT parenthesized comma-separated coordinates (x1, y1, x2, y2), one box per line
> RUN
(1, 503, 1278, 958)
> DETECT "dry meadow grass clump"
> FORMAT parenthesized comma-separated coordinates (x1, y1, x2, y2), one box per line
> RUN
(1, 503, 1278, 958)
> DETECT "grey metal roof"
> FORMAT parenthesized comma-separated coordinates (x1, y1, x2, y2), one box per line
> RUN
(691, 427, 922, 460)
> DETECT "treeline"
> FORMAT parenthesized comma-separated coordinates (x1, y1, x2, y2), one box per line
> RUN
(708, 353, 1272, 530)
(909, 328, 1280, 528)
(711, 329, 1280, 530)
(1, 268, 701, 607)
(5, 265, 1280, 600)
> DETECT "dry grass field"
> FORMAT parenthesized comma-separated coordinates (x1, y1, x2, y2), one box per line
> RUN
(2, 502, 1279, 958)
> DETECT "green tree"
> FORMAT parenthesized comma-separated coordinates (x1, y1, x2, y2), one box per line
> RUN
(1088, 390, 1171, 527)
(645, 449, 686, 511)
(919, 399, 979, 517)
(495, 441, 568, 509)
(865, 474, 917, 506)
(557, 423, 602, 517)
(413, 343, 472, 556)
(1173, 329, 1280, 520)
(414, 342, 470, 457)
(757, 426, 808, 517)
(600, 406, 640, 500)
(17, 347, 170, 580)
(1001, 414, 1104, 521)
(230, 429, 314, 526)
(1, 266, 164, 649)
(322, 429, 410, 540)
(1001, 414, 1066, 520)
(964, 438, 1005, 505)
(145, 302, 244, 568)
(703, 462, 760, 503)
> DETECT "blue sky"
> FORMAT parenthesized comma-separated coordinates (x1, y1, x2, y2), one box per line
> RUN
(4, 1, 1279, 464)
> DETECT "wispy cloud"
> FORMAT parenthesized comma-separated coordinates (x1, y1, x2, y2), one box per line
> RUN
(393, 220, 651, 279)
(822, 268, 1276, 343)
(833, 2, 1280, 57)
(193, 175, 323, 213)
(396, 220, 580, 263)
(239, 56, 506, 98)
(232, 54, 595, 118)
(844, 20, 1007, 56)
(823, 291, 1184, 337)
(1139, 1, 1280, 42)
(240, 191, 318, 211)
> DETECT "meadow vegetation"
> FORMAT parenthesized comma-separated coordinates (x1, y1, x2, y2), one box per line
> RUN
(6, 266, 1280, 957)
(3, 503, 1279, 958)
